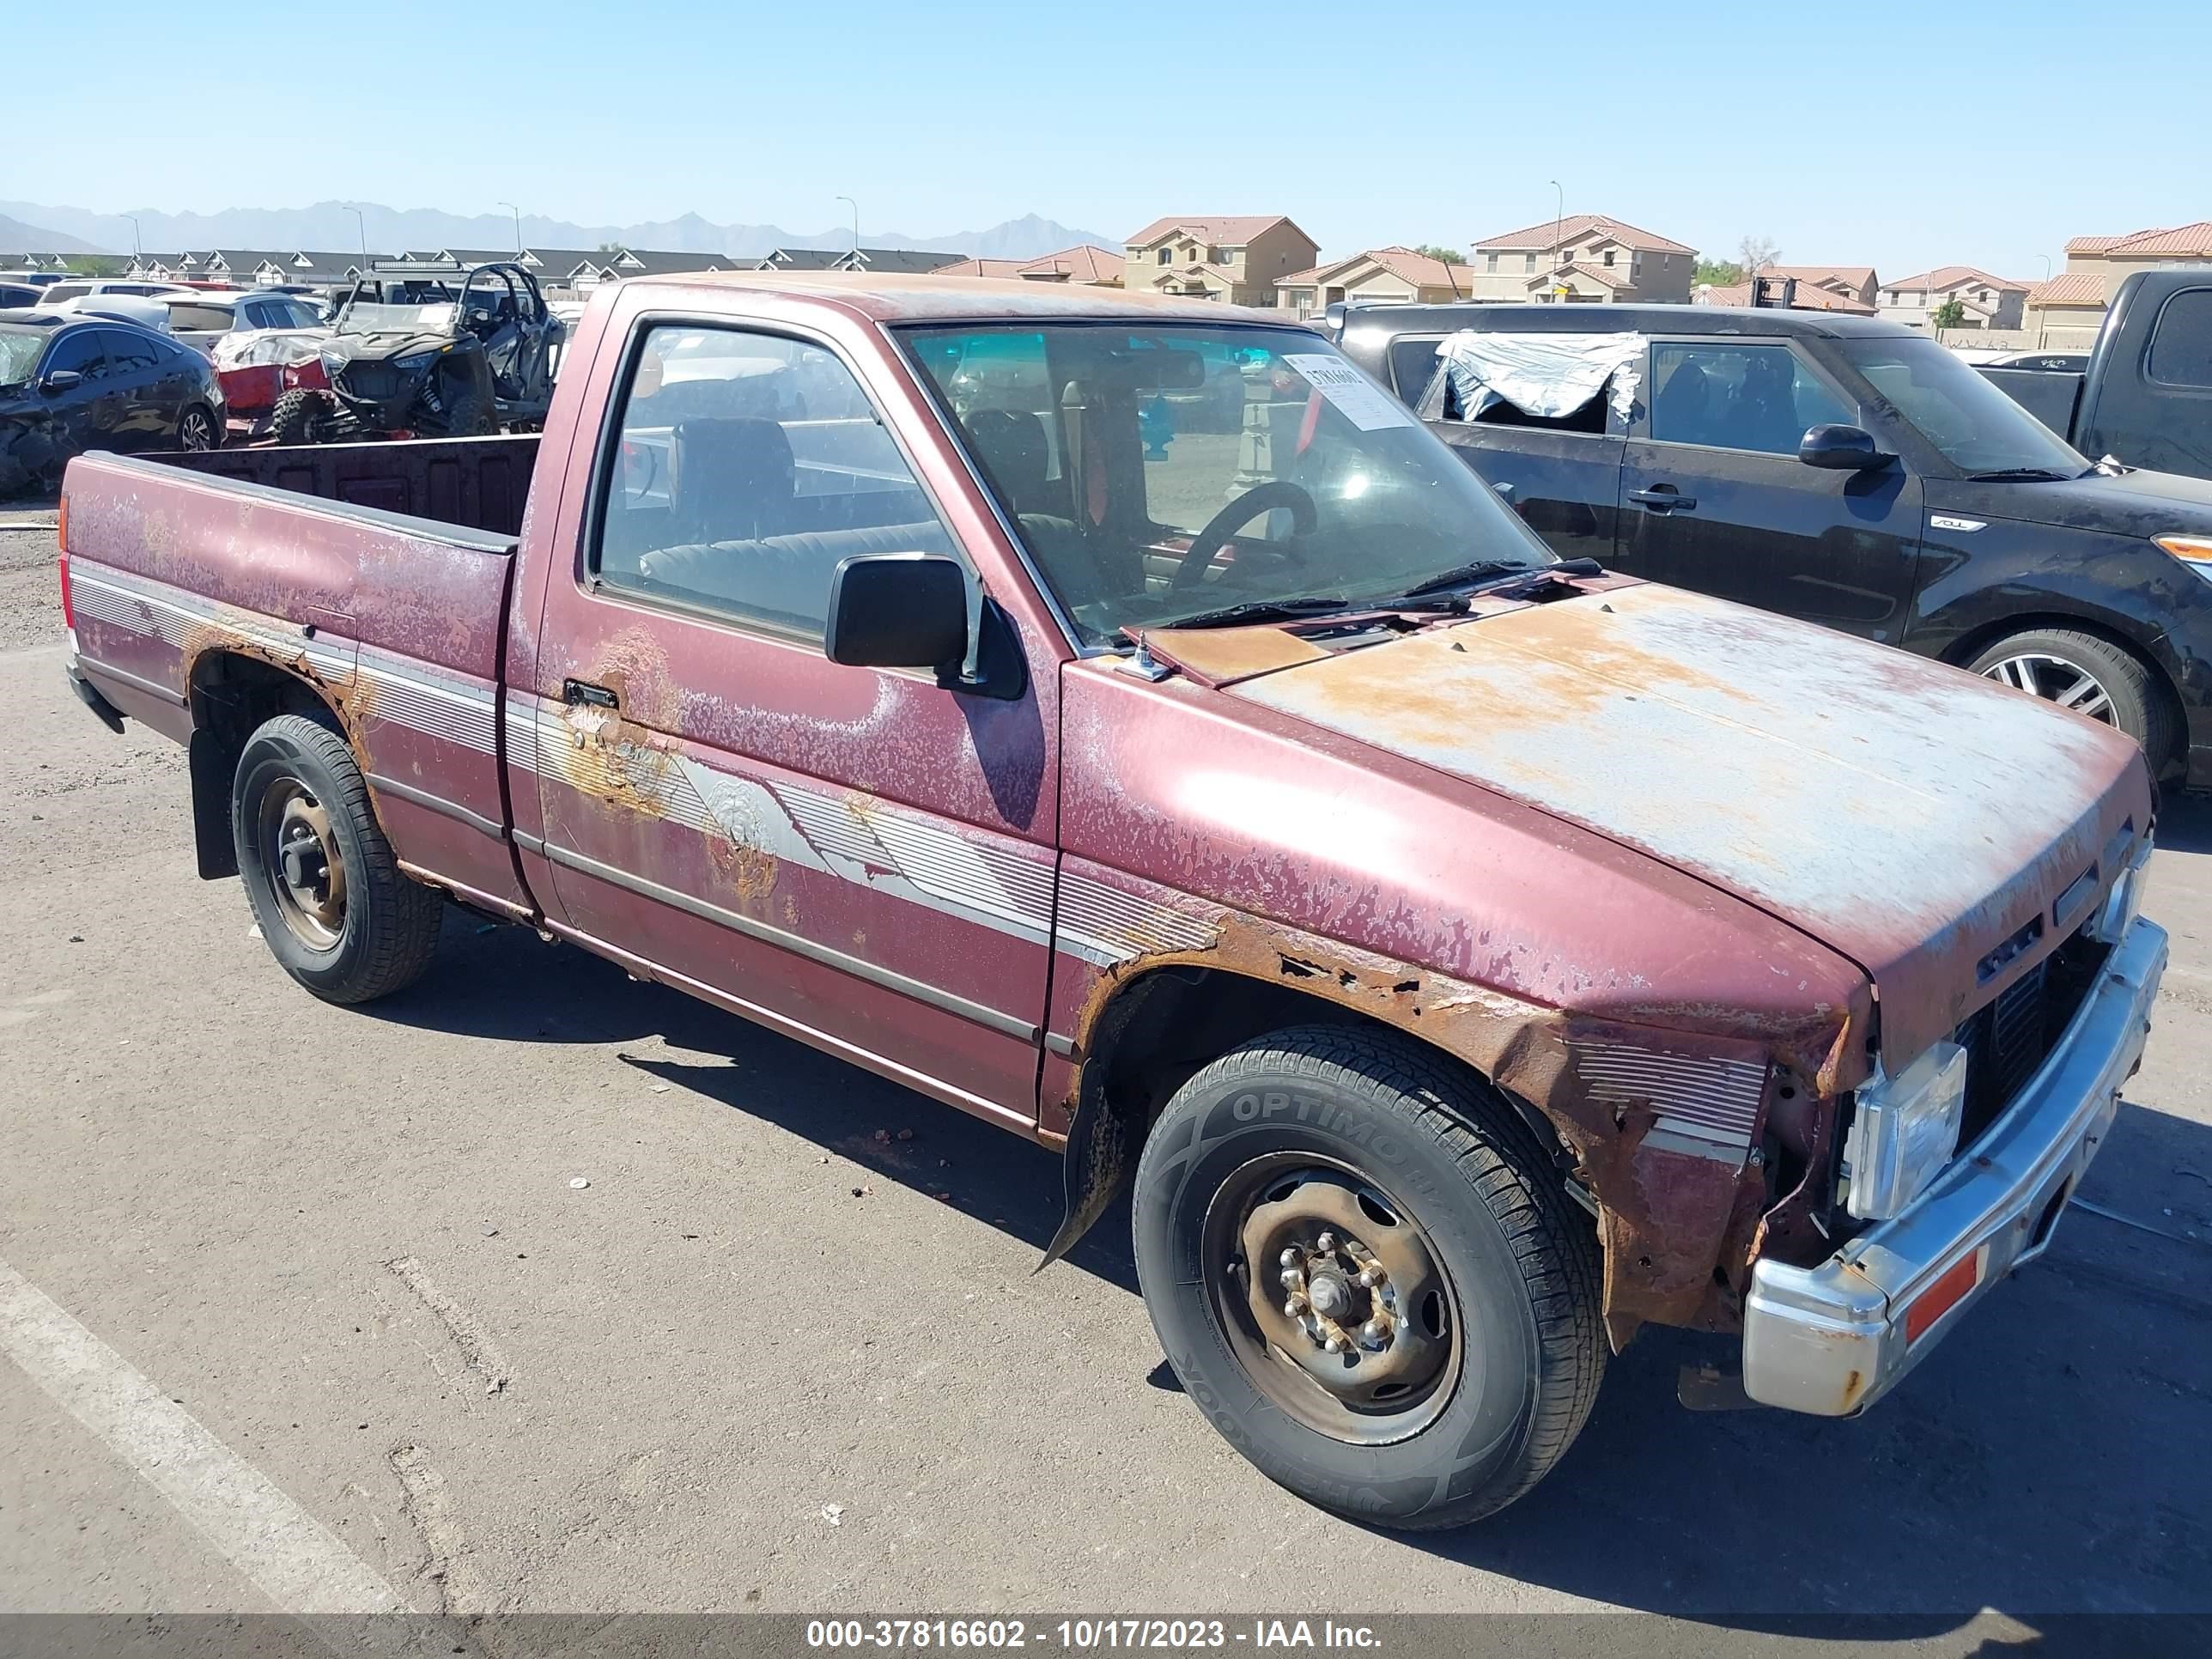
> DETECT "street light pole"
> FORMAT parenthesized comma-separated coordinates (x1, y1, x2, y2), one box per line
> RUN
(1548, 179, 1564, 300)
(497, 201, 522, 257)
(125, 215, 141, 263)
(2035, 253, 2053, 349)
(349, 206, 367, 261)
(837, 196, 860, 264)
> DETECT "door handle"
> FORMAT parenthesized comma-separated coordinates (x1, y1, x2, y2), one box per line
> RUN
(562, 678, 618, 710)
(1629, 487, 1697, 512)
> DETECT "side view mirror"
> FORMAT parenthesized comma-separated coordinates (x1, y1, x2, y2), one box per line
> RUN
(40, 368, 82, 394)
(1799, 423, 1892, 471)
(825, 553, 969, 674)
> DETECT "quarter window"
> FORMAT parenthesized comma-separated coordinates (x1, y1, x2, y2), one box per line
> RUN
(1648, 343, 1854, 456)
(591, 324, 955, 640)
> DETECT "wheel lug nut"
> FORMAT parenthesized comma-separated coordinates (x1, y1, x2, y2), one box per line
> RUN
(1358, 1267, 1382, 1288)
(1284, 1294, 1307, 1317)
(1316, 1231, 1337, 1253)
(1323, 1334, 1344, 1353)
(1278, 1267, 1304, 1289)
(1362, 1318, 1389, 1345)
(1279, 1247, 1301, 1267)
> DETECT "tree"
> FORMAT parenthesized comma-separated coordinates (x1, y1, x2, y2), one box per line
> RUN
(1736, 235, 1780, 276)
(1694, 259, 1745, 287)
(1929, 296, 1969, 331)
(1409, 244, 1464, 264)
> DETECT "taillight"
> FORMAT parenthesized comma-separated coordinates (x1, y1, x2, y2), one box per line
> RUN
(56, 493, 72, 631)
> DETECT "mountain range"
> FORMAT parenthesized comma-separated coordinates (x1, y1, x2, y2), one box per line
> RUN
(0, 202, 1114, 262)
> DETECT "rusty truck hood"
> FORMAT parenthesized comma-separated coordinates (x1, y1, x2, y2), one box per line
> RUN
(1223, 580, 2149, 1063)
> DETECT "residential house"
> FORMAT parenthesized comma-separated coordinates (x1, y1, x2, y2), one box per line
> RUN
(2027, 222, 2212, 341)
(932, 245, 1123, 285)
(1, 252, 74, 272)
(129, 249, 387, 285)
(1875, 267, 2027, 331)
(744, 246, 963, 275)
(1123, 216, 1321, 306)
(1466, 214, 1696, 304)
(1273, 247, 1480, 318)
(1693, 271, 1877, 316)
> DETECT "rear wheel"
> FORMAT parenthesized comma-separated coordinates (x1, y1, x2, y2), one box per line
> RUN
(270, 389, 330, 447)
(441, 385, 492, 437)
(177, 403, 219, 452)
(232, 714, 442, 1003)
(1133, 1026, 1605, 1530)
(1969, 626, 2174, 769)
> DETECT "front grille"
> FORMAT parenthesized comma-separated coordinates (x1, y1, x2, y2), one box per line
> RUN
(338, 362, 400, 399)
(1953, 933, 2107, 1146)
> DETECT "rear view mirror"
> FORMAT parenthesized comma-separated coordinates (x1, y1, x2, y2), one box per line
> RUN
(40, 368, 82, 394)
(1799, 423, 1891, 471)
(825, 553, 969, 673)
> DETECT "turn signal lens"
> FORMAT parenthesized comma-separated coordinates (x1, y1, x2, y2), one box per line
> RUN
(57, 494, 72, 631)
(2154, 533, 2212, 578)
(1904, 1247, 1984, 1345)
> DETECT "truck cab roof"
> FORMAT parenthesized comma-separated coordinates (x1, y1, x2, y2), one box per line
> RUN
(601, 269, 1304, 327)
(1334, 301, 1923, 347)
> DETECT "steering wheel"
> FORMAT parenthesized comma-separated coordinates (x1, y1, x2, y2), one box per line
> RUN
(1170, 481, 1318, 591)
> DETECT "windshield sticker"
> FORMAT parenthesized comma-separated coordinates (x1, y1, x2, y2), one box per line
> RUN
(1282, 355, 1416, 432)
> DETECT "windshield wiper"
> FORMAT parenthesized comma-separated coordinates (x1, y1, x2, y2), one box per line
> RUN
(1142, 595, 1352, 632)
(1965, 467, 2077, 483)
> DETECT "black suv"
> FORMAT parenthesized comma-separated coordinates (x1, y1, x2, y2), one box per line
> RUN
(1331, 303, 2212, 790)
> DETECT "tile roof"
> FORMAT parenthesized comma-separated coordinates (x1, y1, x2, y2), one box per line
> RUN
(1124, 216, 1304, 249)
(1697, 282, 1876, 316)
(2064, 234, 2132, 255)
(1016, 244, 1121, 283)
(1764, 264, 1878, 294)
(1883, 265, 2027, 294)
(2026, 273, 2109, 307)
(1521, 260, 1634, 291)
(2101, 221, 2212, 256)
(1474, 213, 1695, 256)
(932, 257, 1030, 278)
(1274, 247, 1477, 293)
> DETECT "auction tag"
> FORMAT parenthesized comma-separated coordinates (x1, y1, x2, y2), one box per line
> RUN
(1282, 354, 1416, 431)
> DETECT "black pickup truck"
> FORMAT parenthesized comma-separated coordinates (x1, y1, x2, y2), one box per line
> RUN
(1978, 270, 2212, 482)
(1330, 302, 2212, 791)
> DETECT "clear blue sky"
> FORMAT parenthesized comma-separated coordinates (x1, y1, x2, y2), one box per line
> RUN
(21, 0, 2209, 276)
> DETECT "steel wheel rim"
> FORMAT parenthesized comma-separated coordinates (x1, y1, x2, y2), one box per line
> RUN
(180, 409, 215, 450)
(1200, 1152, 1462, 1445)
(1983, 652, 2116, 724)
(257, 775, 347, 948)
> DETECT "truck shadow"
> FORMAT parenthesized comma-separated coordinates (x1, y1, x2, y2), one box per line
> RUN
(365, 918, 2211, 1630)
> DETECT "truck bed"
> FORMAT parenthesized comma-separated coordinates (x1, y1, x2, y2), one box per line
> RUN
(63, 442, 536, 921)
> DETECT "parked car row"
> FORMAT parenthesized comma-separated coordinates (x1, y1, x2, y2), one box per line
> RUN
(1326, 300, 2212, 792)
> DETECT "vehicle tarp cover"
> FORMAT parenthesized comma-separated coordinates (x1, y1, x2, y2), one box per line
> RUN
(1413, 330, 1643, 423)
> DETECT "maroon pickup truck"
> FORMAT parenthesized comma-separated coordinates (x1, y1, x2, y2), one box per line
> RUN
(58, 273, 2167, 1528)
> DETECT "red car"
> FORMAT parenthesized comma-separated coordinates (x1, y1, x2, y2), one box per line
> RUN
(56, 273, 2166, 1528)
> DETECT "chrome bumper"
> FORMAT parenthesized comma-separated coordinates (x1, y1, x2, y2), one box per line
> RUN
(1741, 916, 2167, 1416)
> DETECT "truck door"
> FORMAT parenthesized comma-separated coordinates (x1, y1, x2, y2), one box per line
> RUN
(524, 309, 1057, 1126)
(1616, 338, 1924, 642)
(2080, 280, 2212, 479)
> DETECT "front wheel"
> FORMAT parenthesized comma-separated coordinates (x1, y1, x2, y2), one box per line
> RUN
(1133, 1026, 1605, 1530)
(1968, 626, 2174, 770)
(232, 714, 442, 1003)
(269, 388, 331, 447)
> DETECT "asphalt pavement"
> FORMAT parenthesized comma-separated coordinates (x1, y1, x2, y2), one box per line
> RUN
(3, 516, 2208, 1647)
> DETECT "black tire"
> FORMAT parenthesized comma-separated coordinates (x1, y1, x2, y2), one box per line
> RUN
(1133, 1025, 1604, 1531)
(441, 385, 493, 437)
(1967, 626, 2176, 771)
(231, 714, 441, 1004)
(270, 389, 329, 447)
(177, 403, 220, 452)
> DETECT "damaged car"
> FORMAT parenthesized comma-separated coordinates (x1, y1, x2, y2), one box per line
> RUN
(270, 261, 561, 444)
(3, 313, 220, 496)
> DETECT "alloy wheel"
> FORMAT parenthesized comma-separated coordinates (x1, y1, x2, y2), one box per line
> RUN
(1982, 652, 2116, 724)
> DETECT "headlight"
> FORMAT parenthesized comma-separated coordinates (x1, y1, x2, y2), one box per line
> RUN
(319, 349, 344, 370)
(2154, 533, 2212, 581)
(393, 350, 438, 371)
(1840, 1041, 1966, 1221)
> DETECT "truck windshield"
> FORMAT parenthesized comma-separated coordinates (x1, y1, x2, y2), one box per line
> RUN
(1836, 337, 2090, 479)
(902, 322, 1552, 645)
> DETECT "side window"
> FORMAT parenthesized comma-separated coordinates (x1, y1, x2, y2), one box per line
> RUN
(2147, 289, 2212, 388)
(1649, 343, 1853, 456)
(104, 330, 159, 376)
(1386, 337, 1442, 402)
(42, 330, 106, 378)
(592, 323, 956, 640)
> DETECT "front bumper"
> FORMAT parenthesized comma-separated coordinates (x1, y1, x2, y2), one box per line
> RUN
(1741, 915, 2167, 1416)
